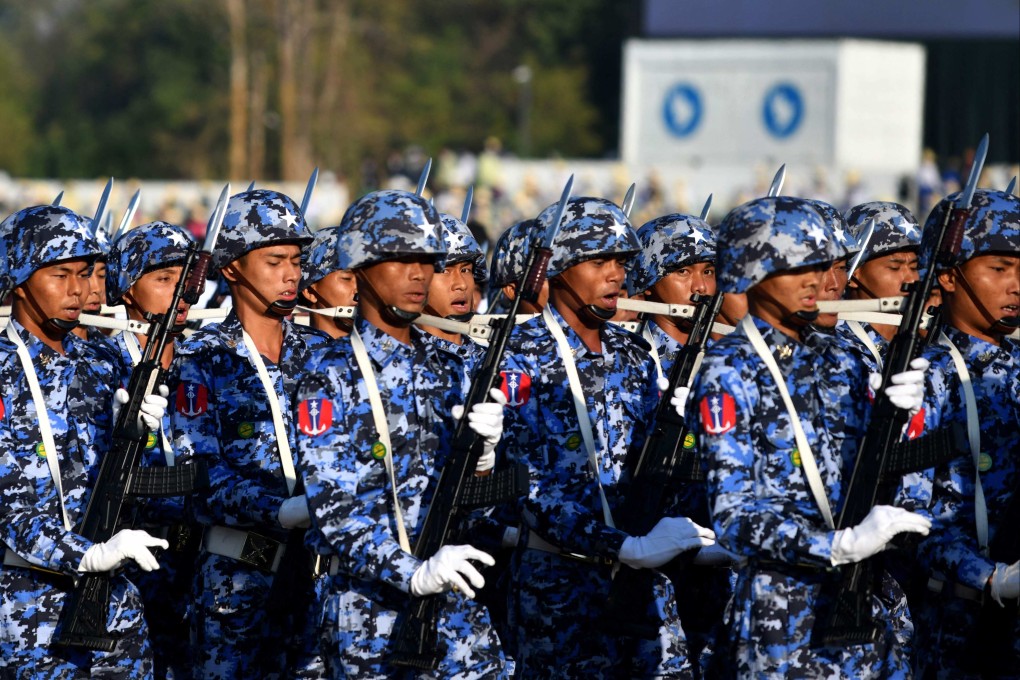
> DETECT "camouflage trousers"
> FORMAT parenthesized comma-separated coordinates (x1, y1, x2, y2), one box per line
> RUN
(189, 551, 324, 679)
(0, 566, 153, 679)
(317, 574, 508, 680)
(509, 548, 693, 679)
(719, 565, 912, 679)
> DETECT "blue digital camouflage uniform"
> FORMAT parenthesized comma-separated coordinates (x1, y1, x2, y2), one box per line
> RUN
(0, 205, 153, 678)
(498, 197, 692, 678)
(106, 220, 197, 680)
(297, 317, 507, 680)
(487, 219, 538, 313)
(911, 189, 1020, 678)
(171, 189, 330, 679)
(694, 196, 913, 678)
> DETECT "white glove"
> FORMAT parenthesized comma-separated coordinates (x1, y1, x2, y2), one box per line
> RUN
(409, 544, 495, 599)
(113, 385, 170, 431)
(670, 386, 691, 418)
(618, 516, 716, 569)
(868, 357, 928, 412)
(278, 495, 311, 529)
(990, 560, 1020, 606)
(656, 377, 670, 393)
(692, 542, 747, 568)
(452, 388, 507, 473)
(829, 505, 931, 566)
(77, 529, 169, 573)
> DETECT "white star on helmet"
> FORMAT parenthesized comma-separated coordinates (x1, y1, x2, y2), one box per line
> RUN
(690, 227, 707, 245)
(281, 210, 298, 228)
(609, 222, 628, 238)
(806, 223, 828, 247)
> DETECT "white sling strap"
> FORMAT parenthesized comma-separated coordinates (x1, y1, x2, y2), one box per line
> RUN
(240, 329, 297, 496)
(121, 332, 175, 466)
(349, 327, 412, 553)
(542, 308, 616, 528)
(940, 331, 988, 554)
(6, 323, 72, 532)
(641, 325, 666, 387)
(742, 316, 835, 530)
(847, 320, 884, 370)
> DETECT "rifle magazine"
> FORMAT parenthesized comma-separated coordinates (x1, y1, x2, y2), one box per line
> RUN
(458, 463, 530, 511)
(128, 460, 209, 497)
(882, 426, 959, 479)
(53, 573, 117, 652)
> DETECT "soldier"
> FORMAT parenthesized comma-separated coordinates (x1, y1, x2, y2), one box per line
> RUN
(691, 196, 931, 677)
(71, 214, 112, 346)
(487, 219, 547, 315)
(106, 220, 198, 679)
(498, 197, 714, 678)
(171, 189, 329, 678)
(841, 202, 924, 365)
(300, 225, 358, 339)
(294, 189, 510, 679)
(0, 205, 168, 678)
(911, 189, 1020, 678)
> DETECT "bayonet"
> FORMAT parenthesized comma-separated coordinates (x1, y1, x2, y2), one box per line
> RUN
(699, 194, 713, 221)
(415, 158, 432, 197)
(767, 164, 786, 197)
(847, 219, 876, 280)
(461, 186, 474, 223)
(113, 189, 141, 242)
(246, 181, 255, 192)
(300, 167, 319, 217)
(92, 178, 114, 235)
(53, 191, 64, 207)
(622, 183, 636, 218)
(1006, 176, 1017, 195)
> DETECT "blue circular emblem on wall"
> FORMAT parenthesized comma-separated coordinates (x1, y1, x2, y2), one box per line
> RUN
(762, 83, 804, 139)
(662, 83, 702, 138)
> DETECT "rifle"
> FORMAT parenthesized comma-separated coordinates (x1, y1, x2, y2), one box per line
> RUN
(813, 134, 989, 646)
(53, 185, 230, 651)
(602, 291, 724, 639)
(389, 175, 574, 670)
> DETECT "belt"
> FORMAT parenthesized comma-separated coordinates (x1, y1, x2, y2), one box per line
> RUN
(928, 577, 984, 603)
(309, 553, 340, 578)
(525, 531, 613, 566)
(204, 526, 286, 573)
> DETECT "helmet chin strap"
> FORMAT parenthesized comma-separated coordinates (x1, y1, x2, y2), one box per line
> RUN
(953, 266, 1020, 335)
(554, 276, 615, 323)
(307, 285, 354, 331)
(229, 268, 295, 318)
(22, 287, 80, 333)
(356, 272, 420, 324)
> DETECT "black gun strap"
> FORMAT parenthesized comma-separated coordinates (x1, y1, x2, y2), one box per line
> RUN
(128, 460, 209, 497)
(881, 426, 960, 479)
(458, 462, 529, 511)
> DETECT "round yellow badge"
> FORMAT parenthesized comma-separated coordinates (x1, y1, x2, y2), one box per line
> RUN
(237, 422, 255, 439)
(35, 442, 46, 458)
(978, 452, 992, 473)
(146, 433, 158, 449)
(371, 441, 387, 460)
(683, 433, 696, 450)
(566, 434, 582, 451)
(790, 449, 802, 467)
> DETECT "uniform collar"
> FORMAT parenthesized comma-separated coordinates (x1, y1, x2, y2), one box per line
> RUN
(356, 315, 422, 369)
(943, 325, 1012, 367)
(7, 317, 83, 362)
(544, 304, 608, 360)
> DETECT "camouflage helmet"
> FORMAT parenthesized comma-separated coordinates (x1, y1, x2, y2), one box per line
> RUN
(301, 225, 349, 293)
(545, 197, 641, 278)
(1, 205, 102, 288)
(439, 213, 488, 284)
(213, 189, 311, 271)
(716, 196, 844, 294)
(628, 213, 716, 294)
(809, 199, 858, 258)
(336, 189, 447, 272)
(107, 221, 195, 304)
(919, 189, 1020, 273)
(844, 202, 921, 262)
(490, 219, 538, 290)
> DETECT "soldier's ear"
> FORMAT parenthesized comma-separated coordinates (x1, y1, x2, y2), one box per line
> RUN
(938, 269, 957, 294)
(220, 263, 240, 283)
(501, 283, 517, 301)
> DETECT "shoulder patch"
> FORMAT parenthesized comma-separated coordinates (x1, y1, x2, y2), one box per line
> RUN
(298, 397, 333, 436)
(500, 370, 532, 407)
(700, 392, 737, 435)
(176, 382, 208, 417)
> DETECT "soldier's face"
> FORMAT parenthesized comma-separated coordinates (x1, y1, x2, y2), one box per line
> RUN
(224, 244, 302, 312)
(849, 249, 919, 299)
(428, 260, 476, 317)
(358, 256, 435, 315)
(815, 258, 850, 328)
(648, 261, 716, 305)
(306, 269, 357, 309)
(553, 256, 627, 314)
(14, 258, 91, 326)
(747, 264, 825, 336)
(939, 253, 1020, 338)
(125, 265, 189, 326)
(84, 260, 107, 312)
